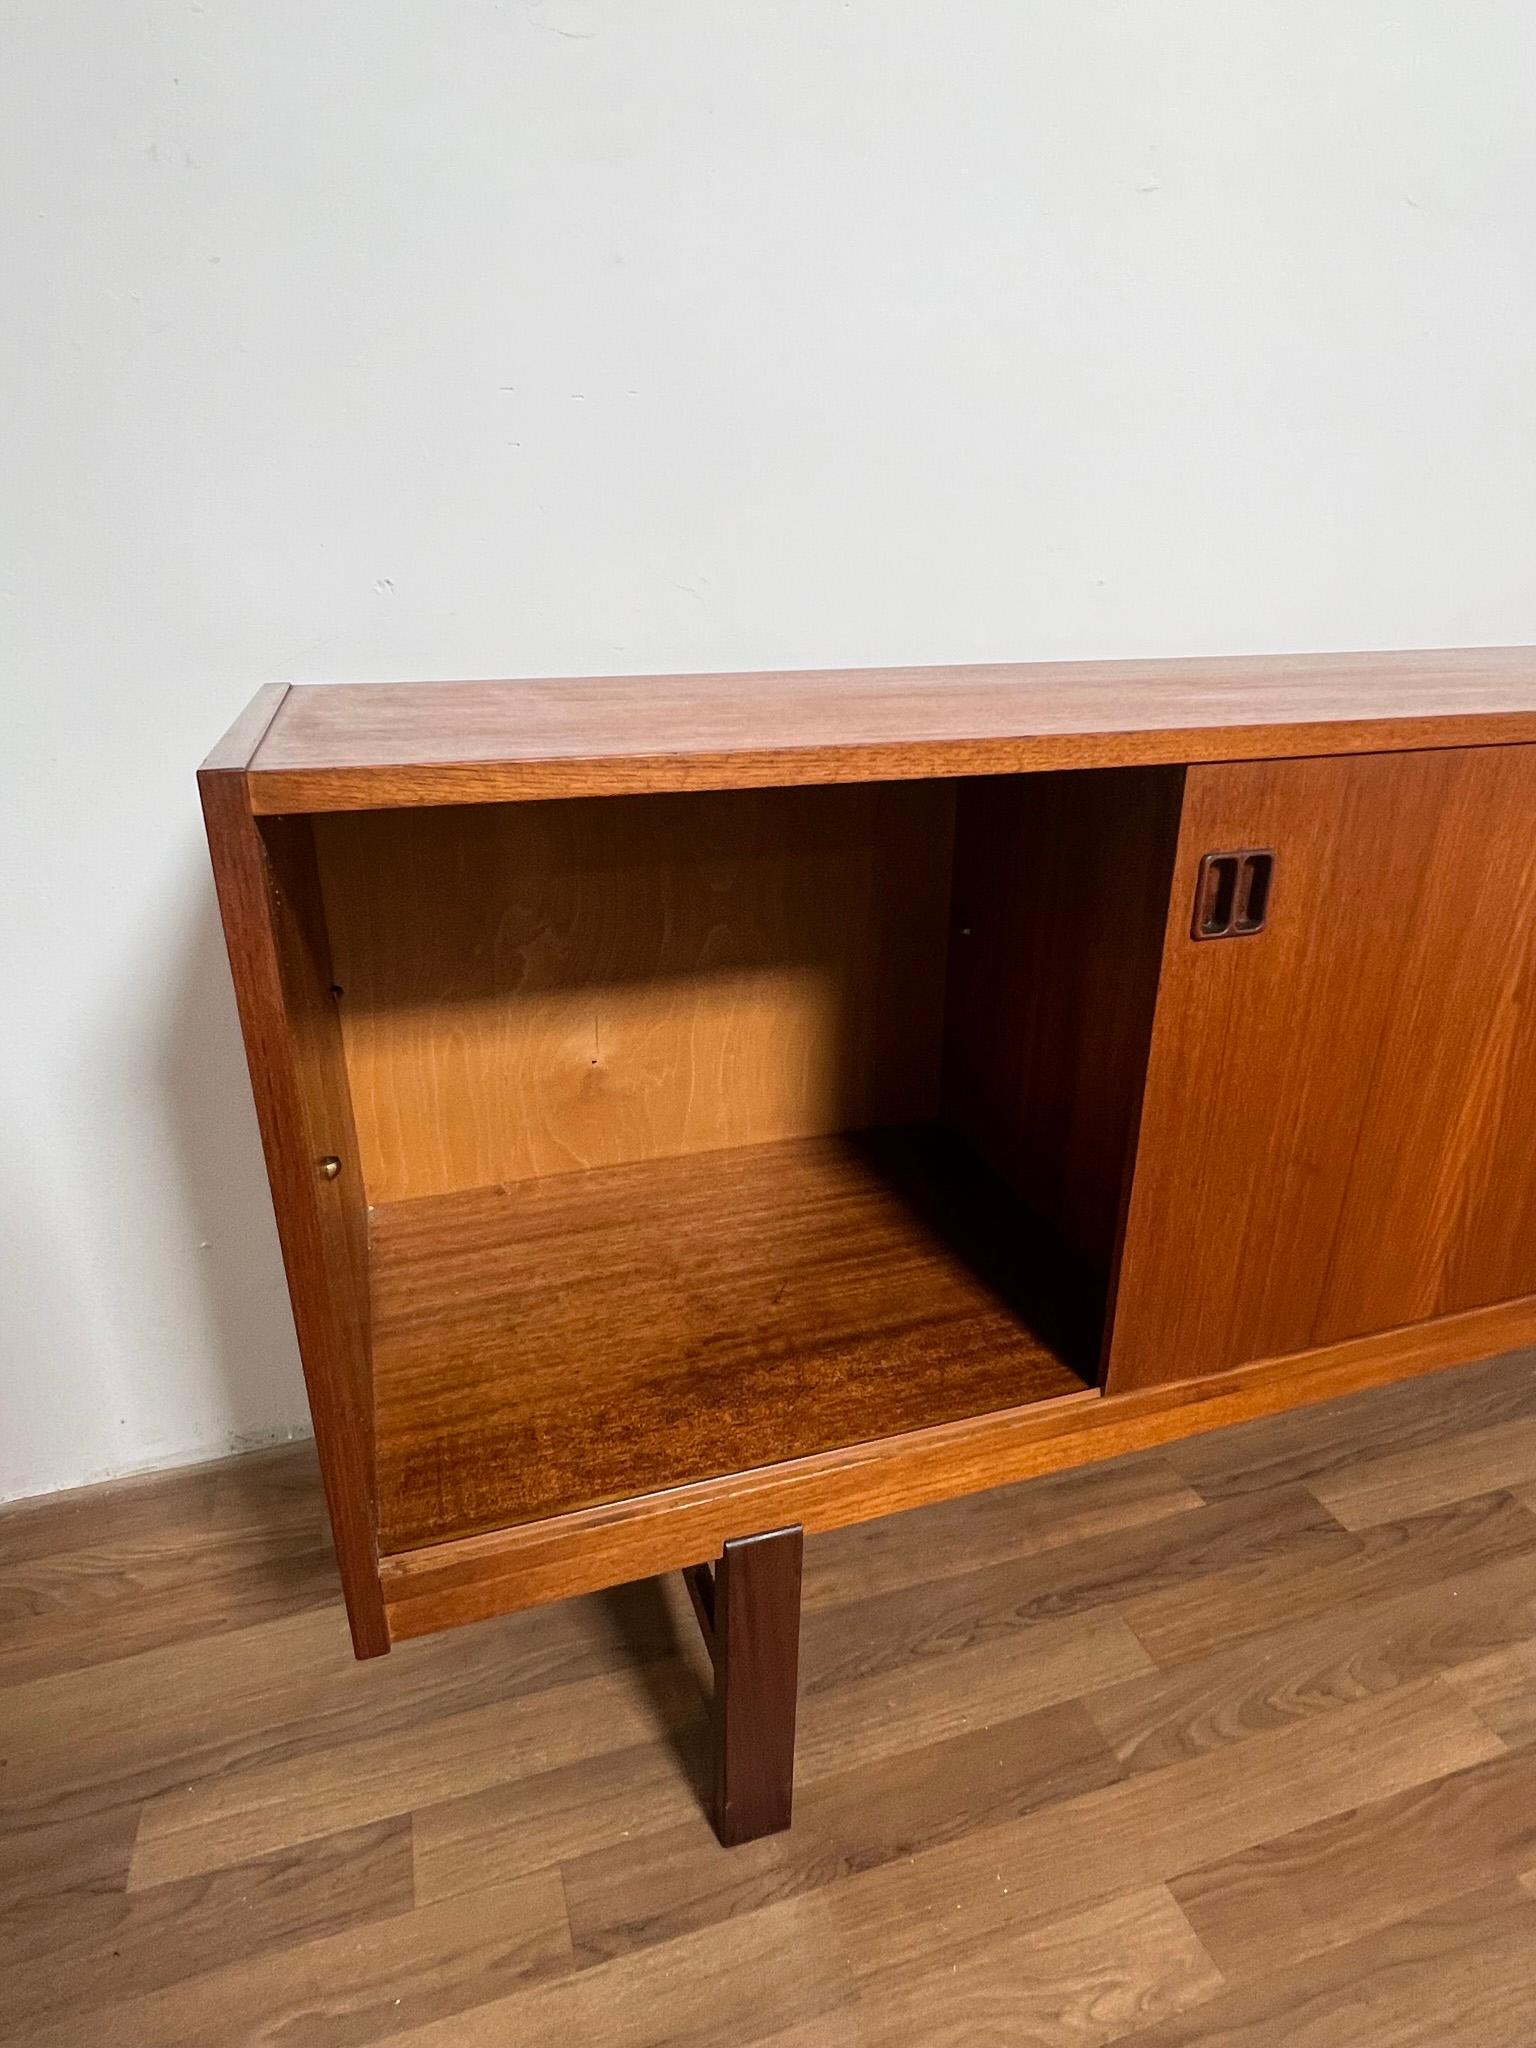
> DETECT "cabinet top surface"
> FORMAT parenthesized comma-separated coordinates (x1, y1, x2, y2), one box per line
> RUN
(214, 647, 1536, 810)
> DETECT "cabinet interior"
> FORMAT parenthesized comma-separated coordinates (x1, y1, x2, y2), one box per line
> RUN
(297, 765, 1185, 1551)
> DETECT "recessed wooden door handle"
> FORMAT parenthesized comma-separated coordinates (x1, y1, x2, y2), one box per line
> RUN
(1192, 850, 1275, 939)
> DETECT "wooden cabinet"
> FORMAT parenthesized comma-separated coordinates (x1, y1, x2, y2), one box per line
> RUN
(1107, 745, 1536, 1391)
(203, 649, 1536, 1847)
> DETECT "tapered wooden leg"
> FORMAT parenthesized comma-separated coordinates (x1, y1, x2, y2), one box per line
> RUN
(683, 1524, 803, 1846)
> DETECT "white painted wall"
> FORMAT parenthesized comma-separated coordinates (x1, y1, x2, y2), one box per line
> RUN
(4, 1, 1535, 1500)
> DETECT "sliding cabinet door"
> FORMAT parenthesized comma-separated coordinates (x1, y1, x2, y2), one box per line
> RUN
(1106, 744, 1536, 1393)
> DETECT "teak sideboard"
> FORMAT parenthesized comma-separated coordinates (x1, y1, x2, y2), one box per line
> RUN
(203, 648, 1536, 1847)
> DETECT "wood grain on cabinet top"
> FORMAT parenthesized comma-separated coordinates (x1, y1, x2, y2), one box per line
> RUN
(225, 646, 1536, 811)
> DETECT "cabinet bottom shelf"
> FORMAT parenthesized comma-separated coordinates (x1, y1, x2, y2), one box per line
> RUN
(370, 1125, 1101, 1553)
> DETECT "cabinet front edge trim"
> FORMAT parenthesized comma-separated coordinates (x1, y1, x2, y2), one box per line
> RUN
(380, 1291, 1536, 1642)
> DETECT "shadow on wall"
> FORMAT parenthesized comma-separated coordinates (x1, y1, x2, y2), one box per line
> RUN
(158, 868, 310, 1452)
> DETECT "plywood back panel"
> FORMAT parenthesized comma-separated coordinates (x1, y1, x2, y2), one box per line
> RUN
(315, 783, 956, 1203)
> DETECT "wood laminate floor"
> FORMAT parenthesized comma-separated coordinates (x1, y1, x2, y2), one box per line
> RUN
(9, 1350, 1536, 2045)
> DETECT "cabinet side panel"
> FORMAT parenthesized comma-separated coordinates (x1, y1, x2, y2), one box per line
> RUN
(942, 767, 1185, 1289)
(314, 783, 956, 1204)
(200, 774, 386, 1656)
(1106, 743, 1536, 1394)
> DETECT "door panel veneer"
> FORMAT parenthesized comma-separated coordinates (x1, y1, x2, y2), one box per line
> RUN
(1108, 744, 1536, 1391)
